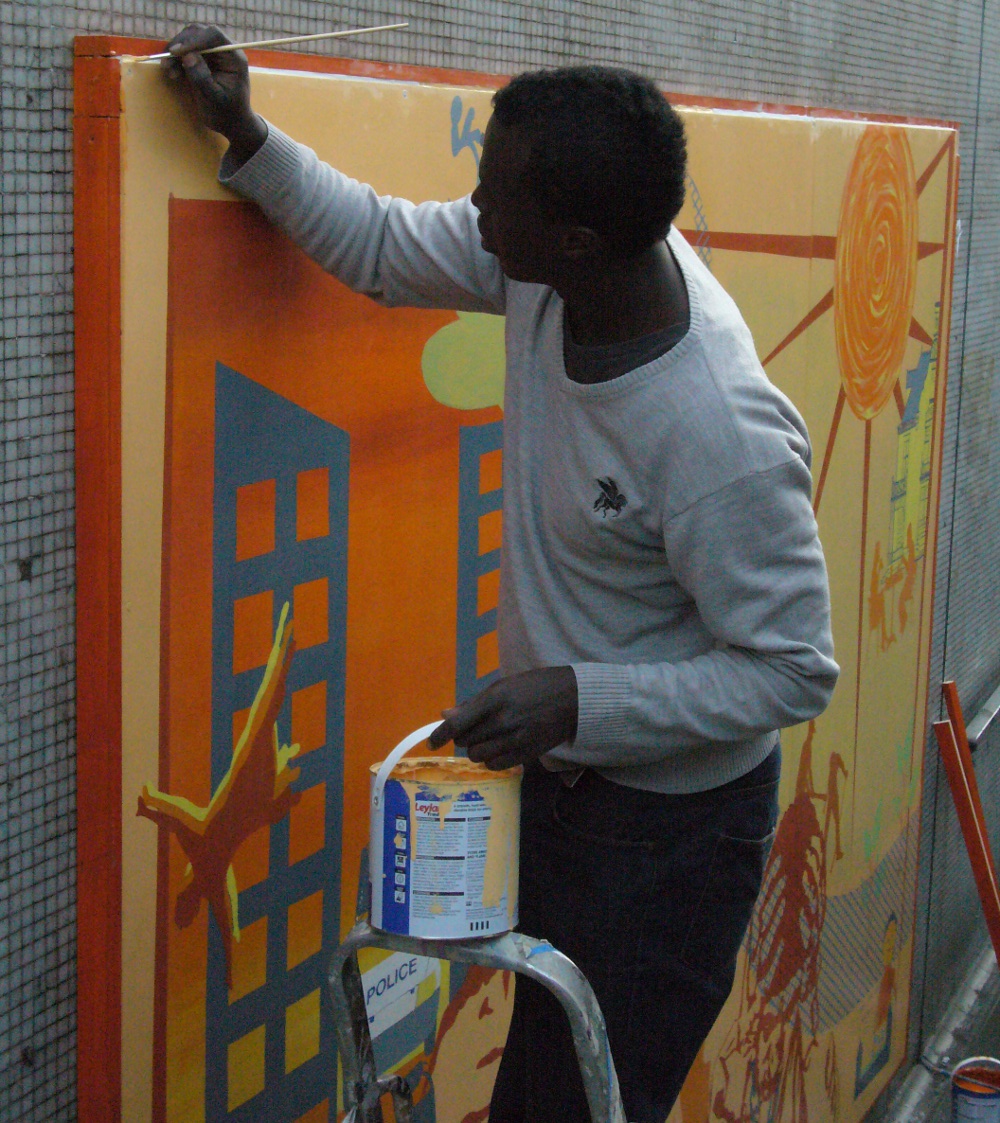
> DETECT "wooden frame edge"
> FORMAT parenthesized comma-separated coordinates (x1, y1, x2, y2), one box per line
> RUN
(73, 43, 123, 1123)
(899, 129, 960, 1060)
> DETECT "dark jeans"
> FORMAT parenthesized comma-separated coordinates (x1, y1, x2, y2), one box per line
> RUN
(490, 747, 780, 1123)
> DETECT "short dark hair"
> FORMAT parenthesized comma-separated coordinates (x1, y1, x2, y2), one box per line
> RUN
(491, 66, 687, 258)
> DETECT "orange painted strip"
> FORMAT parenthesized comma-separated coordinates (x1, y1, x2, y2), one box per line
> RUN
(916, 133, 955, 196)
(678, 230, 837, 259)
(73, 54, 122, 116)
(761, 288, 834, 367)
(73, 52, 123, 1123)
(909, 316, 935, 347)
(934, 719, 1000, 961)
(813, 386, 845, 516)
(850, 421, 872, 817)
(676, 235, 936, 268)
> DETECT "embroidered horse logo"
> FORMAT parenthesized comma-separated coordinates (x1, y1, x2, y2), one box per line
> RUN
(594, 477, 628, 518)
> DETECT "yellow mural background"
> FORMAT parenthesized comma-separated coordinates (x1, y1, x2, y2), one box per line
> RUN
(670, 110, 955, 1122)
(113, 56, 955, 1123)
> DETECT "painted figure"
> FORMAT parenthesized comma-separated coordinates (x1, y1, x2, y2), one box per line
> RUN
(137, 602, 299, 985)
(898, 525, 917, 633)
(713, 722, 845, 1122)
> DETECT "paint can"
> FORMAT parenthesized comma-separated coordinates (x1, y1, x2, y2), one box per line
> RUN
(952, 1057, 1000, 1122)
(369, 721, 521, 939)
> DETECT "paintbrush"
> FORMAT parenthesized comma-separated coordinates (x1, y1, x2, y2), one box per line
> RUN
(130, 22, 409, 62)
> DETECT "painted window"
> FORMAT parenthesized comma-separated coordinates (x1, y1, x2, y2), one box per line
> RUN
(456, 421, 504, 705)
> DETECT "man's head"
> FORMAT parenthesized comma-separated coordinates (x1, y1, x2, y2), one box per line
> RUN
(472, 66, 686, 280)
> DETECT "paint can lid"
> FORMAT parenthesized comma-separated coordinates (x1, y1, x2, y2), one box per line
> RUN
(952, 1057, 1000, 1095)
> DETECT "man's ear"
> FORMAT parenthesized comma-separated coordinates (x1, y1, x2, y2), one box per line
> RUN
(557, 226, 602, 261)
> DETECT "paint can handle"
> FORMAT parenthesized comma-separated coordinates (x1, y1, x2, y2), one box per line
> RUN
(372, 721, 445, 811)
(370, 721, 444, 887)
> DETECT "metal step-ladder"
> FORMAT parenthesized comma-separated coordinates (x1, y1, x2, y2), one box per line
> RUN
(329, 874, 630, 1123)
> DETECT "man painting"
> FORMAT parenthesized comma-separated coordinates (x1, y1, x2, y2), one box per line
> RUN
(165, 28, 839, 1121)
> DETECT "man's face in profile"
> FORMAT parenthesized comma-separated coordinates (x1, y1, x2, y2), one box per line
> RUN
(472, 119, 559, 284)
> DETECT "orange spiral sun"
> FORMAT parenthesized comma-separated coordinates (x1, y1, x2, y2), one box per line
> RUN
(833, 127, 918, 420)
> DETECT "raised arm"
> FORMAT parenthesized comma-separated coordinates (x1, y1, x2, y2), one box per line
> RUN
(162, 25, 506, 313)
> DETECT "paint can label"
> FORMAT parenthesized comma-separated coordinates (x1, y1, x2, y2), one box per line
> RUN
(374, 772, 518, 938)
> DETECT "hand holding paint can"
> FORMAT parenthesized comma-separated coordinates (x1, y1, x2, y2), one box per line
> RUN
(369, 723, 522, 938)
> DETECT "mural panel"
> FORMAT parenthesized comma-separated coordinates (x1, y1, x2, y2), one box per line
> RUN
(74, 40, 956, 1123)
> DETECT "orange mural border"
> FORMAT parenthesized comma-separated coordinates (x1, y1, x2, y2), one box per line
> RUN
(74, 44, 124, 1123)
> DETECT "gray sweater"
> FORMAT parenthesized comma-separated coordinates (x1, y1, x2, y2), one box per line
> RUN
(224, 124, 839, 793)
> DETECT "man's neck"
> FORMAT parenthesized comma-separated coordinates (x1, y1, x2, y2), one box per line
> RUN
(560, 240, 690, 352)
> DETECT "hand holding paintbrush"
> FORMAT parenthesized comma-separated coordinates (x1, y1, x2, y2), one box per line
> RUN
(161, 25, 269, 163)
(160, 21, 407, 164)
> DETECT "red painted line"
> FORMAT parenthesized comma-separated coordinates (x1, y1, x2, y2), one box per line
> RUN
(762, 288, 834, 367)
(852, 421, 872, 835)
(916, 134, 955, 196)
(918, 241, 945, 260)
(909, 316, 935, 347)
(678, 230, 837, 258)
(894, 379, 906, 419)
(74, 55, 123, 1123)
(476, 1046, 505, 1070)
(813, 386, 845, 516)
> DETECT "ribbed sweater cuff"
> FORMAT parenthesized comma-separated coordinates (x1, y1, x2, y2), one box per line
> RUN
(220, 121, 300, 198)
(571, 663, 632, 753)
